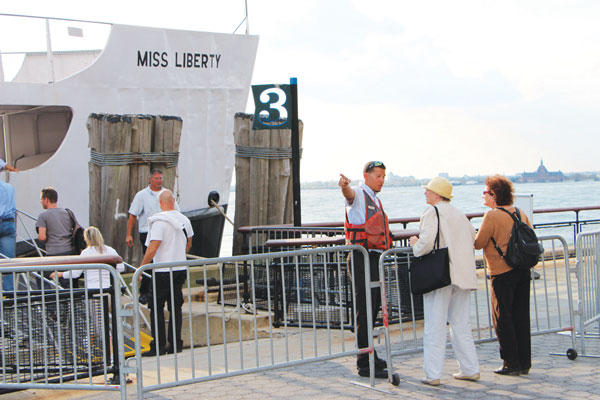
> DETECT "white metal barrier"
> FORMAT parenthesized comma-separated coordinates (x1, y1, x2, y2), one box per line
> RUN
(574, 229, 600, 358)
(116, 233, 594, 395)
(0, 263, 127, 398)
(130, 245, 379, 398)
(378, 234, 578, 380)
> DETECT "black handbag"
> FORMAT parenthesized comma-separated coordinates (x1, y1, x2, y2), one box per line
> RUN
(409, 205, 451, 295)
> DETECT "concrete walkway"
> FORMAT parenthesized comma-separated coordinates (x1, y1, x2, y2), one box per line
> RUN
(7, 330, 599, 399)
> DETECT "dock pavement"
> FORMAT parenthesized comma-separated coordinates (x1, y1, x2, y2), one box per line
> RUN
(6, 328, 599, 399)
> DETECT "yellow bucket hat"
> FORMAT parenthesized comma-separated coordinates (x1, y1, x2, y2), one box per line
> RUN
(423, 176, 453, 199)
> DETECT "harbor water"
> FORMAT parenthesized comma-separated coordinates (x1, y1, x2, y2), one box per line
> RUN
(220, 180, 600, 256)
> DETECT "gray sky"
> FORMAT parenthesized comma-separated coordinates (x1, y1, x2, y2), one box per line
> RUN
(3, 0, 600, 181)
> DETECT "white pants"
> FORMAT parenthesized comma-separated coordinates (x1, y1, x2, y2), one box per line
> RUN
(423, 285, 480, 379)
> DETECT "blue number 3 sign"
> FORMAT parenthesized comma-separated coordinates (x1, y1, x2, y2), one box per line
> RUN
(252, 84, 292, 130)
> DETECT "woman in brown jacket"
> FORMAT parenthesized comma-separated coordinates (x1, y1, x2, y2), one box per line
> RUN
(474, 175, 531, 376)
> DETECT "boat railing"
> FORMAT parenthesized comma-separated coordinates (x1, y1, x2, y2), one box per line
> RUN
(238, 205, 600, 254)
(0, 13, 110, 84)
(15, 208, 45, 257)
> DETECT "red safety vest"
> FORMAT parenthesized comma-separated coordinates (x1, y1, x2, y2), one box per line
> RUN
(344, 190, 393, 250)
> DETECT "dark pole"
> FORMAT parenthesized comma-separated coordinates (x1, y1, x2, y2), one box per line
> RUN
(110, 273, 120, 382)
(290, 77, 301, 226)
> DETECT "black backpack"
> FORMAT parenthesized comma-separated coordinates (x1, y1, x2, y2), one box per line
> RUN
(66, 209, 86, 255)
(491, 207, 544, 270)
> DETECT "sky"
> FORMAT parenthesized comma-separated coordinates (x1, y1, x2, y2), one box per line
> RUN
(2, 0, 600, 182)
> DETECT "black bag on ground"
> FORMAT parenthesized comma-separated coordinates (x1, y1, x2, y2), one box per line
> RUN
(66, 208, 86, 255)
(491, 207, 544, 270)
(409, 206, 451, 295)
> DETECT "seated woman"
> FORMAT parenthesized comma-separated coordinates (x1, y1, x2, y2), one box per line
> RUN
(51, 226, 125, 383)
(51, 226, 125, 289)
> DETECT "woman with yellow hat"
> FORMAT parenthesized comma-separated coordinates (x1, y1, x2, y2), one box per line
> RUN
(409, 176, 480, 386)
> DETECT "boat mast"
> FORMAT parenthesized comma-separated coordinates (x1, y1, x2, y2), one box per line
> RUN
(233, 0, 250, 34)
(245, 0, 249, 34)
(45, 19, 56, 83)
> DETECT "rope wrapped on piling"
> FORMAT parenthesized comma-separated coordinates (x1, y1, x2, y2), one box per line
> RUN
(90, 150, 179, 167)
(235, 145, 302, 160)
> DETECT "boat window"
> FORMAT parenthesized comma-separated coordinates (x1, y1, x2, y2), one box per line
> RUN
(0, 105, 72, 171)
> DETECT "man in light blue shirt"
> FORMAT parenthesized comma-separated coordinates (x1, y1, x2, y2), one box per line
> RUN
(0, 179, 17, 290)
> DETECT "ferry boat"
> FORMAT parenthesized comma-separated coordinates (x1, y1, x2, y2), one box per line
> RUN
(0, 14, 258, 260)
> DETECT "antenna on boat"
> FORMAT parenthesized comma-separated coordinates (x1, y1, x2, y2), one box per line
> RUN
(45, 19, 56, 83)
(245, 0, 249, 34)
(233, 0, 250, 34)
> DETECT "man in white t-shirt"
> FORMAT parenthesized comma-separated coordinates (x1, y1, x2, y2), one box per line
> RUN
(126, 169, 178, 302)
(140, 189, 193, 356)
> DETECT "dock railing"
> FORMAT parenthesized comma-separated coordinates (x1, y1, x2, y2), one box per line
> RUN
(131, 246, 377, 397)
(237, 206, 600, 255)
(377, 235, 577, 372)
(0, 257, 127, 399)
(126, 233, 592, 396)
(5, 233, 594, 397)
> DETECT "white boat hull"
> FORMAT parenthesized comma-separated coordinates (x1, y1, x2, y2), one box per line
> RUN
(1, 22, 259, 257)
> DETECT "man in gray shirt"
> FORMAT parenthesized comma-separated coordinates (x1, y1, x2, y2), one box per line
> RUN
(36, 187, 78, 287)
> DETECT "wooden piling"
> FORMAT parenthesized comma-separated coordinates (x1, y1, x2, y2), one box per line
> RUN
(233, 114, 251, 256)
(87, 113, 182, 265)
(153, 116, 183, 191)
(232, 114, 303, 255)
(126, 115, 152, 265)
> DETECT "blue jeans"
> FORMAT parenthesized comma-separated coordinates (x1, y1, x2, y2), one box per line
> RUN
(0, 220, 16, 291)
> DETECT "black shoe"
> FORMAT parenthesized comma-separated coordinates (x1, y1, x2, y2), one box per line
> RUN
(108, 375, 133, 384)
(358, 367, 389, 379)
(375, 357, 387, 370)
(142, 347, 166, 357)
(494, 366, 521, 376)
(165, 345, 183, 354)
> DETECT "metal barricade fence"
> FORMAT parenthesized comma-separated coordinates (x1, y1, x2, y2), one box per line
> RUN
(574, 229, 600, 358)
(241, 226, 411, 255)
(131, 245, 383, 398)
(0, 264, 127, 398)
(377, 235, 577, 377)
(219, 260, 355, 329)
(243, 226, 344, 254)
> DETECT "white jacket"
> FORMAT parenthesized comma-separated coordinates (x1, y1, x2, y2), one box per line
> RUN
(146, 210, 193, 271)
(412, 201, 477, 290)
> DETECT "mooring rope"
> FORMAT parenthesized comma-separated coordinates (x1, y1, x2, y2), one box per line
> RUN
(90, 150, 179, 167)
(235, 145, 302, 159)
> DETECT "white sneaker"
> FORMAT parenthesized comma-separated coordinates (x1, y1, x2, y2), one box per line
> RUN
(422, 377, 441, 386)
(453, 372, 480, 381)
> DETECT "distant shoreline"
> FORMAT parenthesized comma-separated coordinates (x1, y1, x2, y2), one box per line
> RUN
(230, 172, 600, 192)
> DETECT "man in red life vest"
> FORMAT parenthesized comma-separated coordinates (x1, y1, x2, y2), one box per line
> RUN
(339, 161, 393, 378)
